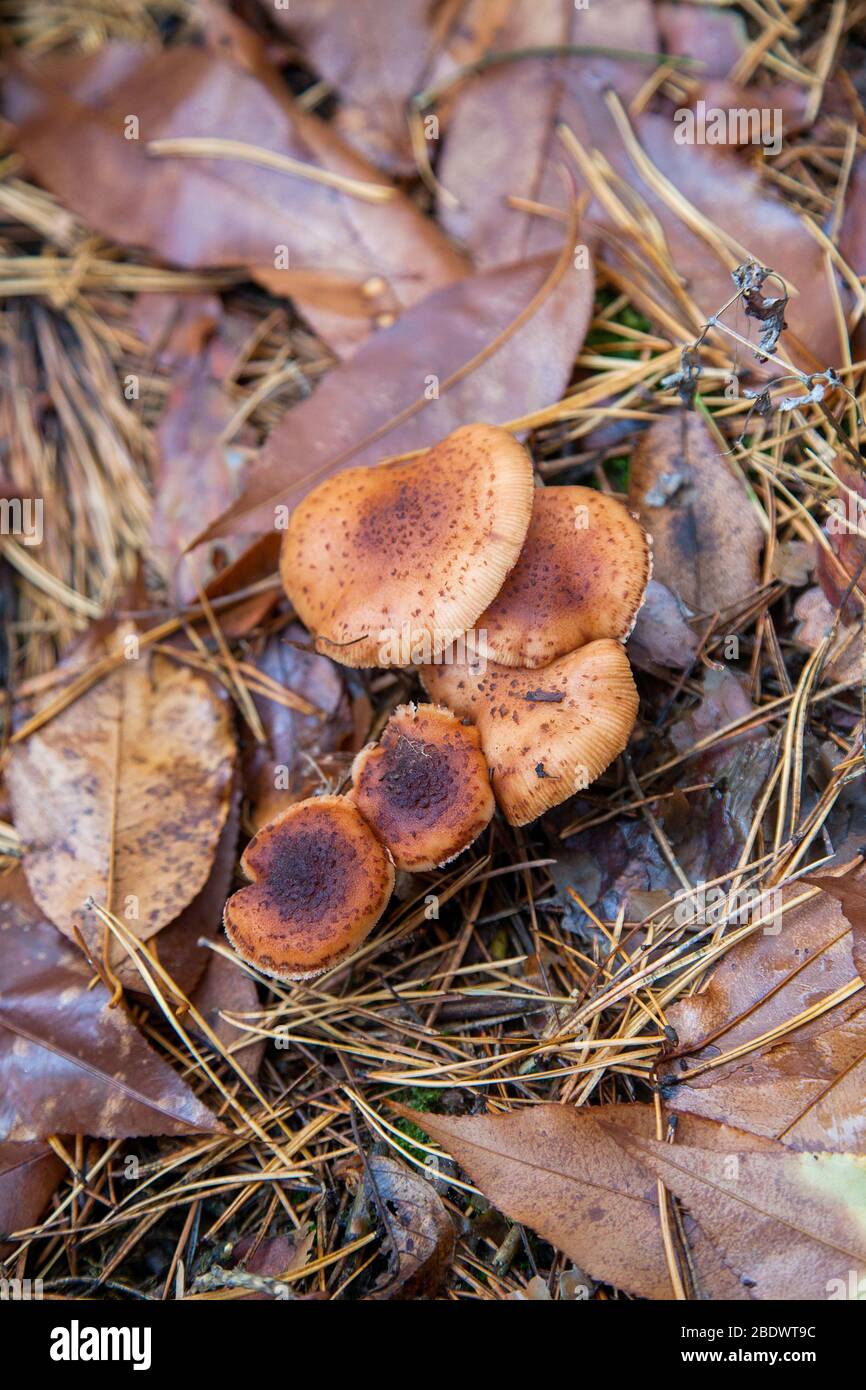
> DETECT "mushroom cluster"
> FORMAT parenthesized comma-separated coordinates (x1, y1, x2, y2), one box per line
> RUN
(225, 702, 495, 979)
(225, 422, 650, 979)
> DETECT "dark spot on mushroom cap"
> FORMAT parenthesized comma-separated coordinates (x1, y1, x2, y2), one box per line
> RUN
(225, 796, 394, 981)
(259, 828, 355, 925)
(377, 732, 452, 819)
(350, 704, 494, 872)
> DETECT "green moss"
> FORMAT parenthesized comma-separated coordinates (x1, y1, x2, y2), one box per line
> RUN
(604, 455, 630, 491)
(391, 1086, 442, 1160)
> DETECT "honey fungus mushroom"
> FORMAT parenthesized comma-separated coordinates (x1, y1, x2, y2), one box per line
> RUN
(422, 640, 638, 826)
(349, 703, 494, 871)
(280, 424, 534, 667)
(224, 796, 395, 981)
(475, 486, 651, 669)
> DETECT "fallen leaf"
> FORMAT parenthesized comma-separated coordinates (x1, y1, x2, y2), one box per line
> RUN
(804, 859, 866, 986)
(232, 1228, 314, 1299)
(668, 668, 754, 753)
(7, 632, 235, 944)
(194, 245, 594, 542)
(793, 586, 862, 682)
(364, 1153, 456, 1299)
(189, 949, 265, 1079)
(438, 19, 840, 370)
(656, 1, 746, 74)
(660, 887, 866, 1152)
(128, 778, 241, 999)
(0, 870, 224, 1141)
(770, 538, 813, 587)
(629, 411, 763, 616)
(242, 624, 354, 829)
(402, 1101, 772, 1299)
(437, 0, 659, 265)
(202, 532, 283, 640)
(607, 1119, 866, 1301)
(0, 1141, 64, 1253)
(150, 343, 252, 605)
(273, 0, 513, 174)
(814, 456, 866, 621)
(555, 734, 776, 932)
(7, 44, 467, 356)
(628, 579, 700, 671)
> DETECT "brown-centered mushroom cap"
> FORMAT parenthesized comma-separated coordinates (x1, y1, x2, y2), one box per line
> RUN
(349, 703, 494, 871)
(422, 640, 638, 826)
(224, 795, 395, 980)
(476, 486, 651, 668)
(280, 424, 534, 667)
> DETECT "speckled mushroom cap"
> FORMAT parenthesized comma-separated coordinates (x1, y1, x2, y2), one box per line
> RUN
(475, 486, 651, 668)
(279, 424, 534, 667)
(349, 703, 494, 871)
(422, 640, 639, 826)
(224, 796, 395, 980)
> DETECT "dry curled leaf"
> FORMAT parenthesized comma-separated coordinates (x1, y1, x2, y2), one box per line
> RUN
(0, 870, 224, 1141)
(7, 633, 235, 946)
(365, 1154, 456, 1299)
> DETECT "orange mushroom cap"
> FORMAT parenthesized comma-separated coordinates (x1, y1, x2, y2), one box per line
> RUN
(280, 424, 534, 667)
(349, 703, 494, 871)
(224, 795, 395, 980)
(422, 640, 638, 826)
(475, 486, 651, 669)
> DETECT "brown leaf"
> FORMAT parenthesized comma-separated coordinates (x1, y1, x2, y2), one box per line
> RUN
(0, 870, 224, 1141)
(555, 734, 776, 932)
(438, 15, 839, 369)
(402, 1101, 771, 1299)
(150, 351, 251, 606)
(629, 411, 763, 616)
(668, 668, 754, 754)
(203, 532, 283, 640)
(127, 778, 241, 999)
(189, 950, 265, 1080)
(814, 456, 866, 620)
(0, 1141, 64, 1253)
(365, 1154, 455, 1300)
(793, 586, 862, 683)
(660, 888, 866, 1152)
(7, 44, 467, 356)
(606, 1119, 866, 1300)
(804, 859, 866, 986)
(7, 635, 235, 945)
(656, 1, 746, 74)
(628, 578, 699, 671)
(231, 1228, 314, 1299)
(438, 1, 659, 265)
(273, 0, 513, 174)
(242, 625, 354, 829)
(194, 247, 594, 542)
